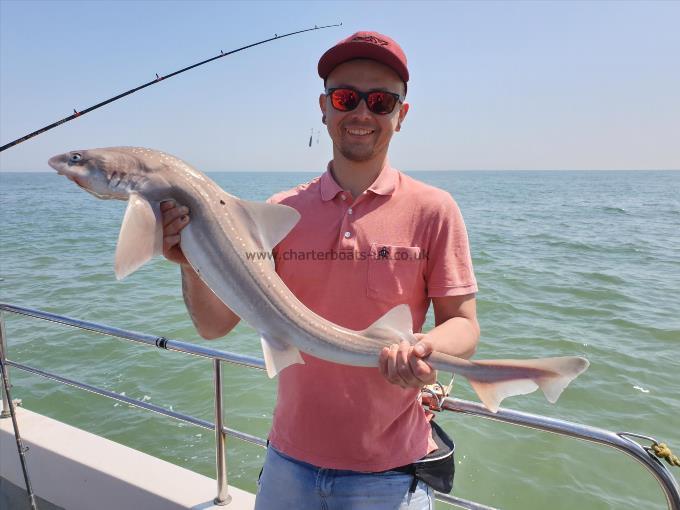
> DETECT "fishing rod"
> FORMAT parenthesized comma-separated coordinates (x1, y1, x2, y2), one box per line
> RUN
(0, 23, 341, 153)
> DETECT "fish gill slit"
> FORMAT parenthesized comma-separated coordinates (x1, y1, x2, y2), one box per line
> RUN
(108, 171, 120, 188)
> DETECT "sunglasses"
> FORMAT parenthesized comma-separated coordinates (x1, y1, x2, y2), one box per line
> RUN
(326, 87, 403, 115)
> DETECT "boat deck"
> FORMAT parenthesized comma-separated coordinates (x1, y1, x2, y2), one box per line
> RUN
(0, 405, 256, 510)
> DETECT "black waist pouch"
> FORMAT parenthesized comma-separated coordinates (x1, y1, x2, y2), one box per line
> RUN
(409, 420, 455, 494)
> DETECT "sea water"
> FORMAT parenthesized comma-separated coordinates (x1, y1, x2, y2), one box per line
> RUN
(1, 170, 678, 509)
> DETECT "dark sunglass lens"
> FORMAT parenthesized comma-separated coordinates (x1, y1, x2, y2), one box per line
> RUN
(331, 89, 359, 111)
(367, 92, 397, 114)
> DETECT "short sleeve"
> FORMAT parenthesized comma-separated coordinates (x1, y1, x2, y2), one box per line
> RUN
(425, 196, 478, 297)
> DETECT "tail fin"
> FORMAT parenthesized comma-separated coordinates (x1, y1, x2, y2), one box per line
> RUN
(464, 356, 589, 413)
(534, 357, 590, 403)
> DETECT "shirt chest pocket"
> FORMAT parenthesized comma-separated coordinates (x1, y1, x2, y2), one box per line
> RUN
(367, 243, 424, 303)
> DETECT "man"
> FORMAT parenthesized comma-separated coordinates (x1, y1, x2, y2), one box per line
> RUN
(161, 31, 479, 509)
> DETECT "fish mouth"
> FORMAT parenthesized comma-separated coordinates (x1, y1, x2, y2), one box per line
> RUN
(52, 165, 86, 189)
(47, 157, 84, 187)
(53, 167, 81, 186)
(68, 174, 87, 190)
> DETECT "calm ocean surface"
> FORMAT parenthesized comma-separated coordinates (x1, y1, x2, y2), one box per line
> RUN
(1, 170, 678, 509)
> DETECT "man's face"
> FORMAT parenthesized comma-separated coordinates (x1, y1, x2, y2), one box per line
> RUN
(320, 59, 409, 163)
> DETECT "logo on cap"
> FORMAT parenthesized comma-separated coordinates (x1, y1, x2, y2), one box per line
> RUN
(351, 35, 389, 46)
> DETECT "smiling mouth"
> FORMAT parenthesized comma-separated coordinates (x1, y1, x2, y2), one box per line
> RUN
(346, 128, 374, 136)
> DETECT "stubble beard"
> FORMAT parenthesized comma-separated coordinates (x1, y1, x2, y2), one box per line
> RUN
(338, 143, 375, 162)
(337, 129, 379, 162)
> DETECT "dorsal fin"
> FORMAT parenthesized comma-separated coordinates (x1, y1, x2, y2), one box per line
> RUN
(237, 199, 300, 252)
(361, 304, 415, 344)
(114, 193, 162, 280)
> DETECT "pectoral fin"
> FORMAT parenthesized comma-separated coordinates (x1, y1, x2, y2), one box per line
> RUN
(114, 193, 162, 280)
(260, 335, 305, 378)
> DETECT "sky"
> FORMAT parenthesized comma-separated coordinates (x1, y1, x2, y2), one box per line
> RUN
(0, 0, 678, 172)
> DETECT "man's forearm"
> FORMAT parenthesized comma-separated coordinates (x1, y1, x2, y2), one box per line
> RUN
(181, 265, 240, 339)
(424, 317, 479, 359)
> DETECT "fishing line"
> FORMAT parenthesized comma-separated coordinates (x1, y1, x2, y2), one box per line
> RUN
(0, 23, 341, 152)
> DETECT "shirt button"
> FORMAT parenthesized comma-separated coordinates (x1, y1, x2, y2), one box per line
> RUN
(344, 231, 351, 238)
(340, 194, 347, 201)
(348, 208, 353, 215)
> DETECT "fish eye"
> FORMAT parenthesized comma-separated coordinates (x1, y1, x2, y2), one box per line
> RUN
(70, 153, 82, 162)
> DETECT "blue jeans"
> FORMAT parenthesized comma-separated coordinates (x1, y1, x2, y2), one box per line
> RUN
(255, 445, 433, 510)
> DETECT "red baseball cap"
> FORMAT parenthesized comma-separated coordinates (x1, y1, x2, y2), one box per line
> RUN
(318, 31, 409, 84)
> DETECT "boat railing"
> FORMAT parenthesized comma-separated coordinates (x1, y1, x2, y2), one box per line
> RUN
(1, 303, 678, 510)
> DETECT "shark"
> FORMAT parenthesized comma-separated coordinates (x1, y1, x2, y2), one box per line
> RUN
(48, 146, 589, 412)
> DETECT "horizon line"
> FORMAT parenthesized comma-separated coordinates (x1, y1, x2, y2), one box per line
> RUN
(1, 168, 679, 174)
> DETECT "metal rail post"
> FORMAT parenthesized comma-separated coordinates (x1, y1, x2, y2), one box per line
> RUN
(1, 303, 677, 510)
(0, 312, 38, 509)
(0, 312, 10, 418)
(213, 359, 231, 505)
(440, 397, 680, 510)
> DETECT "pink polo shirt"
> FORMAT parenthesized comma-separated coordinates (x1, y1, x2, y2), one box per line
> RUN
(267, 162, 477, 472)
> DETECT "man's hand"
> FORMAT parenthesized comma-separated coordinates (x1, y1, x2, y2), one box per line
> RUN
(160, 200, 190, 265)
(378, 333, 437, 389)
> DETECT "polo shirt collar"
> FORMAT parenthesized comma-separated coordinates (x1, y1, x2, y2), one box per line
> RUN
(320, 162, 345, 201)
(367, 163, 398, 196)
(320, 161, 398, 202)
